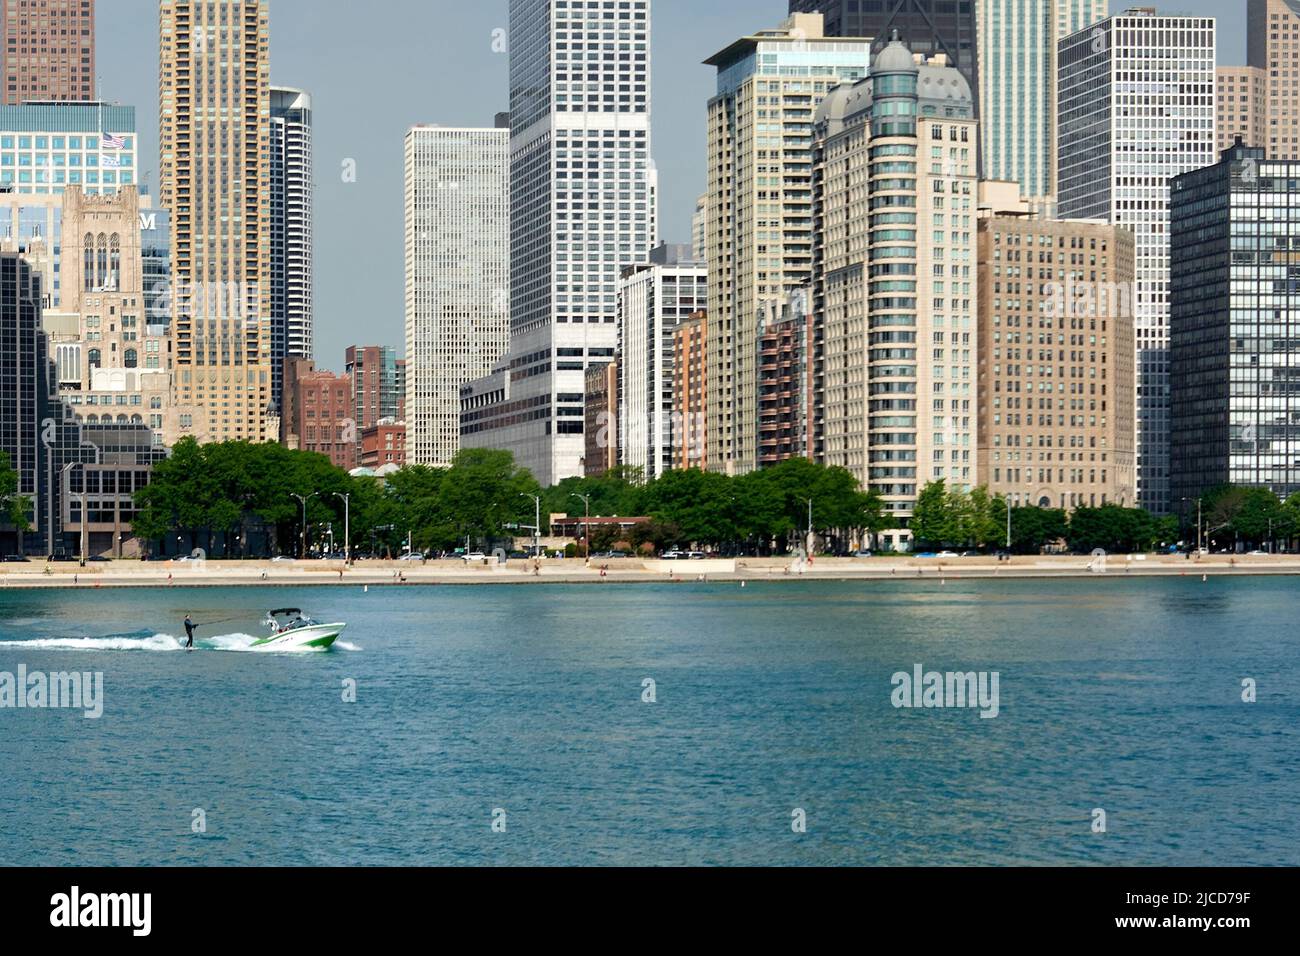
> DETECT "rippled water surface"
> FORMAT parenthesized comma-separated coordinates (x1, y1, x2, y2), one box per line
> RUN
(1, 578, 1296, 865)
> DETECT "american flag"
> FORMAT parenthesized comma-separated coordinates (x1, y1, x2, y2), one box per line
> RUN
(102, 133, 125, 149)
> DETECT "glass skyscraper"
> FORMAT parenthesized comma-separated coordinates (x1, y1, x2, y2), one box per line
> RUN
(1170, 142, 1300, 503)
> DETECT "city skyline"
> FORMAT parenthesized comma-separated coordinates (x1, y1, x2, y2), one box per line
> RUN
(85, 0, 1243, 369)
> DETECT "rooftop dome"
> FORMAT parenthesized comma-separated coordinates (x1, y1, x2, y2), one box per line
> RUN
(872, 34, 918, 75)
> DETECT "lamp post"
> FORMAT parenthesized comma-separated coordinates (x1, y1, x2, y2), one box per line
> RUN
(571, 493, 591, 560)
(520, 493, 541, 557)
(804, 497, 814, 556)
(333, 492, 351, 565)
(1006, 495, 1012, 551)
(290, 492, 317, 558)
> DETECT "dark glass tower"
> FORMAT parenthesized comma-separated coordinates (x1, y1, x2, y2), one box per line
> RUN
(788, 0, 978, 109)
(1170, 141, 1300, 504)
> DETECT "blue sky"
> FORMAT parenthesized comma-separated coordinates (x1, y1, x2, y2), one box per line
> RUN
(94, 0, 1241, 368)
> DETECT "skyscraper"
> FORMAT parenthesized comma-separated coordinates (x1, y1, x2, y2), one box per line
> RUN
(269, 86, 313, 412)
(705, 13, 869, 475)
(460, 0, 655, 486)
(1170, 142, 1300, 503)
(976, 0, 1105, 201)
(404, 125, 509, 467)
(158, 0, 272, 444)
(1057, 9, 1216, 514)
(811, 37, 978, 547)
(1, 0, 95, 105)
(789, 1, 978, 117)
(1249, 0, 1300, 160)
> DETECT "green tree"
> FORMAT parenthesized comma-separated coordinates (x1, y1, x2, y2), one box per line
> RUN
(0, 451, 31, 552)
(911, 480, 957, 548)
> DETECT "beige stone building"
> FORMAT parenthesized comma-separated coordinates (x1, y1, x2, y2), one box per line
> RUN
(812, 40, 979, 547)
(1249, 0, 1300, 159)
(1217, 66, 1267, 152)
(54, 187, 183, 446)
(703, 13, 870, 475)
(976, 182, 1136, 510)
(159, 0, 272, 444)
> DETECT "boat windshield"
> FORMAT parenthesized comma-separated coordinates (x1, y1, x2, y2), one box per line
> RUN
(275, 614, 317, 631)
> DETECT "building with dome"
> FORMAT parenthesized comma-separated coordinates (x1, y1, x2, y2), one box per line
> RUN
(811, 36, 978, 550)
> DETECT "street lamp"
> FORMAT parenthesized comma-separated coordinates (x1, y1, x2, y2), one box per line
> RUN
(333, 492, 351, 565)
(290, 492, 317, 558)
(804, 497, 814, 556)
(571, 493, 591, 560)
(520, 493, 541, 557)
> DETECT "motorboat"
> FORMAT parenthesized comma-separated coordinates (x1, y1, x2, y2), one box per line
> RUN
(254, 608, 346, 650)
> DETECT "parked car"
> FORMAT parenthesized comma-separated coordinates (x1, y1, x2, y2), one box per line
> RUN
(87, 555, 111, 563)
(3, 554, 31, 563)
(960, 551, 981, 558)
(854, 550, 874, 558)
(661, 550, 684, 560)
(937, 551, 959, 558)
(687, 551, 706, 560)
(463, 552, 487, 562)
(399, 552, 425, 561)
(271, 555, 295, 562)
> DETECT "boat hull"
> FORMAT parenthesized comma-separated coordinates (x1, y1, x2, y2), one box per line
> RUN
(252, 623, 345, 650)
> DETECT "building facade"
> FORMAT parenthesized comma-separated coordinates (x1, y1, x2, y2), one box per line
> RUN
(359, 421, 406, 471)
(1057, 9, 1216, 514)
(1249, 0, 1300, 160)
(159, 0, 272, 444)
(404, 125, 509, 468)
(54, 186, 175, 447)
(584, 360, 618, 478)
(671, 311, 707, 471)
(269, 86, 313, 412)
(280, 357, 355, 471)
(345, 344, 405, 434)
(812, 40, 979, 542)
(460, 0, 654, 486)
(789, 0, 978, 114)
(1, 0, 95, 105)
(757, 292, 814, 467)
(976, 0, 1105, 202)
(1170, 142, 1300, 503)
(0, 252, 95, 556)
(0, 101, 135, 195)
(705, 13, 869, 475)
(1217, 66, 1267, 153)
(617, 243, 706, 481)
(976, 183, 1136, 511)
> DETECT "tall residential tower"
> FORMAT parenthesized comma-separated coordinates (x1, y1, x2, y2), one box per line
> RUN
(704, 13, 869, 475)
(269, 86, 313, 412)
(158, 0, 272, 444)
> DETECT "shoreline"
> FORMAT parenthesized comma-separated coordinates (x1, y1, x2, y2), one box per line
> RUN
(1, 554, 1298, 588)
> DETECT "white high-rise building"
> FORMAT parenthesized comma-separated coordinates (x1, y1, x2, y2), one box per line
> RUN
(617, 243, 707, 481)
(270, 86, 313, 412)
(460, 0, 655, 487)
(405, 126, 510, 467)
(1057, 9, 1216, 514)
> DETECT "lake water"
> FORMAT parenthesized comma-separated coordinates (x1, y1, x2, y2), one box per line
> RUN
(1, 578, 1296, 866)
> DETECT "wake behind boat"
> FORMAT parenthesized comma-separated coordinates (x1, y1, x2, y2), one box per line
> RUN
(254, 609, 346, 650)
